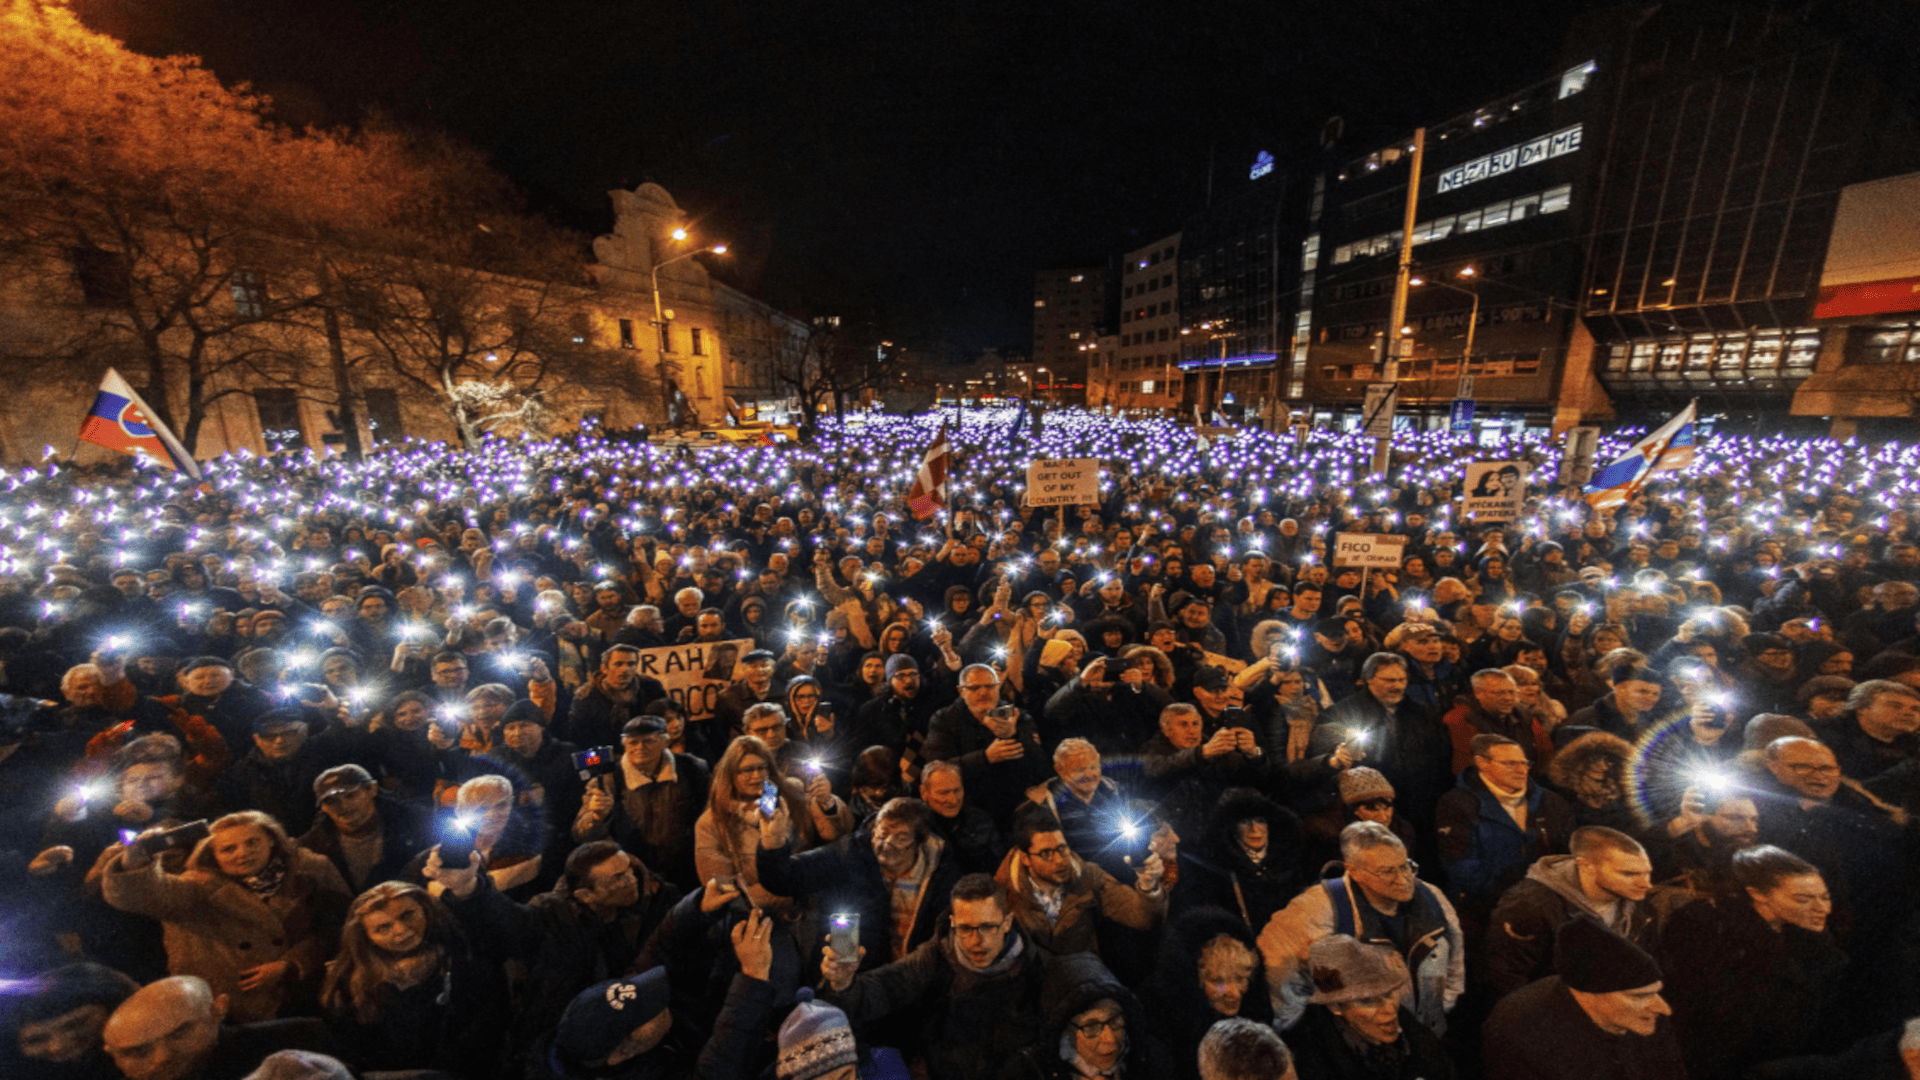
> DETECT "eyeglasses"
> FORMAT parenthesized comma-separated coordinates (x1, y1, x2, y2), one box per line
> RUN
(1029, 843, 1072, 862)
(961, 682, 1000, 693)
(952, 919, 1007, 939)
(1073, 1015, 1126, 1038)
(1355, 859, 1418, 880)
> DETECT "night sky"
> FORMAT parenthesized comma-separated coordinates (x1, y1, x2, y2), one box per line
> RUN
(69, 0, 1603, 357)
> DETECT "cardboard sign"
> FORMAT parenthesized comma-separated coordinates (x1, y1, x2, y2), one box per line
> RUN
(1333, 532, 1406, 568)
(633, 638, 753, 722)
(1463, 460, 1528, 522)
(1026, 458, 1099, 507)
(1362, 383, 1398, 438)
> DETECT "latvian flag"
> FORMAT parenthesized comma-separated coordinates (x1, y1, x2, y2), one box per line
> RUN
(906, 425, 951, 520)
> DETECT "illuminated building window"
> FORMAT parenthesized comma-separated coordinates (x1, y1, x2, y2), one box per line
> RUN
(618, 319, 636, 349)
(1559, 60, 1597, 99)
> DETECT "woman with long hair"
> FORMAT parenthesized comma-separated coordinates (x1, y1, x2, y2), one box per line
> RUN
(366, 691, 482, 808)
(693, 735, 850, 911)
(101, 810, 349, 1022)
(320, 881, 509, 1079)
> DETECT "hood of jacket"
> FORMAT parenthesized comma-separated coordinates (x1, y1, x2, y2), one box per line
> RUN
(1523, 854, 1613, 918)
(1039, 950, 1140, 1033)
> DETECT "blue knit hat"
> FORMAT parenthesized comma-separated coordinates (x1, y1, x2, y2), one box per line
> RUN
(777, 988, 858, 1079)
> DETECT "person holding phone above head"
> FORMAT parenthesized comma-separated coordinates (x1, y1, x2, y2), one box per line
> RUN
(923, 664, 1050, 830)
(694, 734, 850, 912)
(102, 810, 350, 1023)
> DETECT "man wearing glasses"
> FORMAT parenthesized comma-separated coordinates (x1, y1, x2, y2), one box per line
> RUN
(923, 664, 1050, 828)
(574, 716, 711, 888)
(822, 873, 1051, 1080)
(1757, 736, 1909, 948)
(1310, 653, 1453, 839)
(1258, 821, 1463, 1036)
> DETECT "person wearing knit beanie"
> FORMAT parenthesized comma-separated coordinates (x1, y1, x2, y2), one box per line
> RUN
(1338, 767, 1395, 807)
(1483, 916, 1686, 1080)
(777, 988, 859, 1080)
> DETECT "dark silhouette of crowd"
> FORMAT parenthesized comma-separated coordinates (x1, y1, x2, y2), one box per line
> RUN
(5, 411, 1920, 1080)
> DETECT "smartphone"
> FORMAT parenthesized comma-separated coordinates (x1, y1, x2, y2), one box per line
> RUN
(440, 826, 476, 868)
(758, 779, 780, 819)
(572, 745, 618, 781)
(829, 912, 860, 961)
(134, 819, 211, 857)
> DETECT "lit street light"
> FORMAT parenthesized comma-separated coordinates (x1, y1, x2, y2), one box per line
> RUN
(1409, 265, 1479, 399)
(649, 237, 729, 427)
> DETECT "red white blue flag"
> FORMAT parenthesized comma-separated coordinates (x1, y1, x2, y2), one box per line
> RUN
(78, 369, 202, 479)
(1583, 400, 1694, 511)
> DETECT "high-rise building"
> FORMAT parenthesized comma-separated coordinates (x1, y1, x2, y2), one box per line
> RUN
(1029, 267, 1107, 407)
(1110, 234, 1182, 415)
(1177, 163, 1288, 422)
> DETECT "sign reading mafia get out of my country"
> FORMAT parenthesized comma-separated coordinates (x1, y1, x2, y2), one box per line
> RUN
(1462, 460, 1529, 523)
(1025, 458, 1100, 507)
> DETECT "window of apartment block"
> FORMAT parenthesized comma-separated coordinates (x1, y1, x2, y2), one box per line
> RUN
(231, 269, 267, 318)
(363, 387, 404, 442)
(254, 388, 305, 450)
(618, 319, 636, 349)
(660, 324, 674, 352)
(692, 328, 706, 355)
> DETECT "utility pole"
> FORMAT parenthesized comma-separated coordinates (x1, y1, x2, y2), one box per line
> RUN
(1372, 128, 1425, 477)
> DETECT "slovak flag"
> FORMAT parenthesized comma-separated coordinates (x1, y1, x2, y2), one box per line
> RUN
(1583, 400, 1695, 511)
(906, 424, 951, 520)
(78, 369, 202, 480)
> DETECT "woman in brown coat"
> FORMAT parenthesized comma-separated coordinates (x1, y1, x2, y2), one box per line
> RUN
(103, 810, 350, 1022)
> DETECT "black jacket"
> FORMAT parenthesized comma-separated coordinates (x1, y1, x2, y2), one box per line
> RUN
(996, 951, 1151, 1080)
(828, 927, 1054, 1080)
(756, 826, 962, 967)
(922, 700, 1050, 827)
(1137, 907, 1275, 1080)
(296, 792, 434, 894)
(1485, 976, 1687, 1080)
(1287, 1002, 1457, 1080)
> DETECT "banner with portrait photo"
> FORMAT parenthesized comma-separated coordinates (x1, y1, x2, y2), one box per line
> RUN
(632, 638, 754, 722)
(1463, 460, 1528, 523)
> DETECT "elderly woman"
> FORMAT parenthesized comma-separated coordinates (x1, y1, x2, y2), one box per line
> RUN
(1003, 952, 1153, 1080)
(320, 881, 509, 1078)
(101, 810, 349, 1022)
(694, 734, 850, 910)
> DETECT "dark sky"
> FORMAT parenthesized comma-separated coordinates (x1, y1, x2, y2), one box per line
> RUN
(70, 0, 1601, 356)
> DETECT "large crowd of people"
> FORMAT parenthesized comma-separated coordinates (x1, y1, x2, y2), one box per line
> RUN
(4, 407, 1920, 1080)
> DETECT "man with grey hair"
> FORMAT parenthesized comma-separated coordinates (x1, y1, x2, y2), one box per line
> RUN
(1257, 821, 1463, 1034)
(1197, 1017, 1296, 1080)
(1026, 737, 1147, 883)
(1815, 678, 1920, 780)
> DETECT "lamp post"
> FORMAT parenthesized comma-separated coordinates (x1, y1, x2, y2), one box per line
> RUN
(1180, 320, 1236, 425)
(1410, 266, 1479, 401)
(1036, 366, 1053, 406)
(650, 239, 728, 427)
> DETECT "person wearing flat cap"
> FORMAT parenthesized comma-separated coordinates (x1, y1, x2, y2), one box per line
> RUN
(1483, 916, 1685, 1080)
(1286, 934, 1455, 1080)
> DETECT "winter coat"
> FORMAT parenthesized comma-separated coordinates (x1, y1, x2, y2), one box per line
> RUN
(1660, 892, 1849, 1079)
(996, 951, 1152, 1080)
(573, 751, 710, 889)
(922, 699, 1051, 826)
(101, 844, 351, 1023)
(1138, 907, 1276, 1080)
(296, 792, 434, 894)
(827, 926, 1054, 1080)
(1434, 767, 1575, 915)
(1309, 691, 1452, 833)
(755, 829, 960, 966)
(1484, 976, 1687, 1080)
(1287, 1001, 1457, 1080)
(1439, 699, 1554, 772)
(1258, 871, 1464, 1035)
(443, 853, 680, 1061)
(563, 670, 668, 749)
(993, 845, 1166, 958)
(1483, 854, 1659, 999)
(1175, 788, 1305, 933)
(324, 931, 513, 1079)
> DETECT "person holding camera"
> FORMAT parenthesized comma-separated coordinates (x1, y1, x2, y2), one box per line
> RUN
(573, 715, 710, 890)
(923, 664, 1050, 829)
(102, 811, 350, 1023)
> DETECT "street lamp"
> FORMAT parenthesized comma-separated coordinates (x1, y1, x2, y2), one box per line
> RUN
(1410, 266, 1478, 400)
(650, 240, 728, 426)
(1035, 366, 1053, 406)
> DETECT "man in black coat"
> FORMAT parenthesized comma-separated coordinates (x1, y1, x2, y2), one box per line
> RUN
(101, 975, 339, 1080)
(573, 716, 710, 890)
(1484, 917, 1686, 1080)
(821, 873, 1052, 1080)
(1309, 653, 1451, 837)
(296, 764, 434, 895)
(1811, 679, 1920, 782)
(922, 665, 1050, 828)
